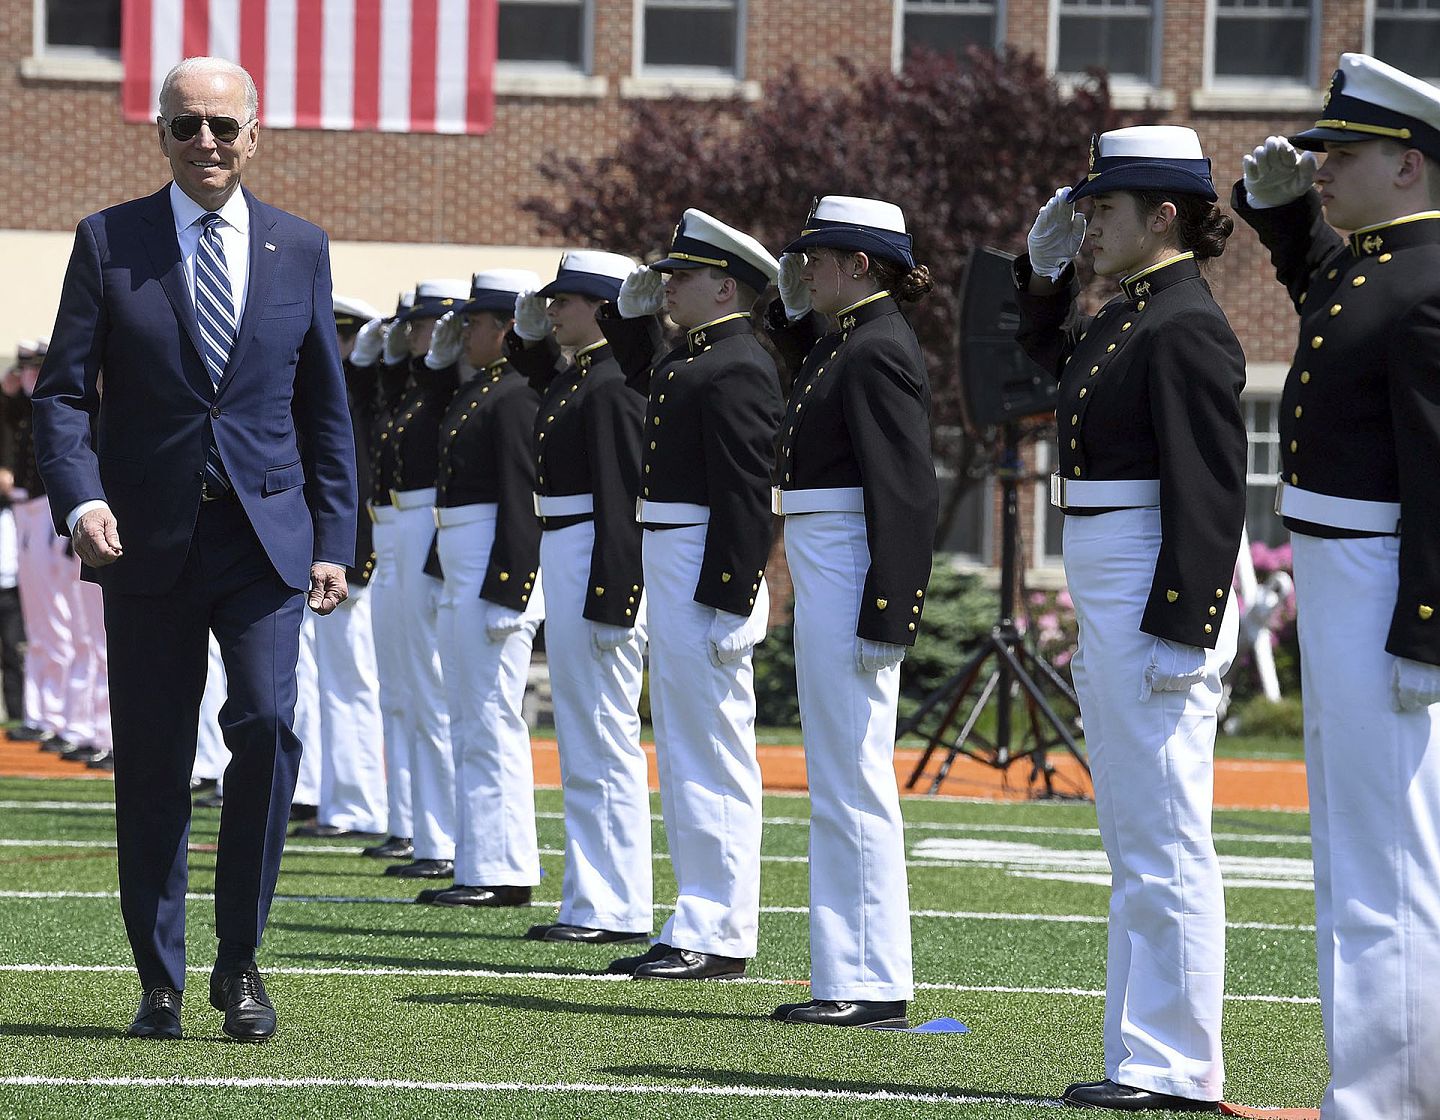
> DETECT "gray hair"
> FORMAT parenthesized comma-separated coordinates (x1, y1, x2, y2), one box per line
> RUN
(158, 57, 259, 121)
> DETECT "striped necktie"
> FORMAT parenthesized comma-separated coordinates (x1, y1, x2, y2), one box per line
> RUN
(195, 213, 234, 497)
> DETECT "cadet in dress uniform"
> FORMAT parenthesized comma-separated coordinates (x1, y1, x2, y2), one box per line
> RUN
(1234, 54, 1440, 1120)
(291, 295, 387, 839)
(1017, 127, 1246, 1113)
(597, 211, 781, 981)
(376, 279, 468, 880)
(763, 197, 938, 1030)
(508, 251, 654, 945)
(355, 290, 416, 860)
(414, 269, 546, 908)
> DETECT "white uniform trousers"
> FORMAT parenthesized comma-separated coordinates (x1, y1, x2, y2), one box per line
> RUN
(645, 524, 765, 958)
(192, 633, 229, 784)
(64, 579, 111, 751)
(786, 511, 914, 1002)
(292, 612, 322, 806)
(13, 497, 72, 735)
(392, 492, 455, 862)
(1063, 507, 1235, 1102)
(369, 507, 413, 839)
(437, 506, 544, 887)
(1292, 533, 1440, 1120)
(541, 521, 652, 932)
(313, 583, 387, 834)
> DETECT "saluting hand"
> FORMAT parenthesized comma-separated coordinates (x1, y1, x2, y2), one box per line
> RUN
(1027, 188, 1088, 281)
(73, 507, 123, 568)
(382, 320, 411, 365)
(351, 317, 386, 367)
(426, 311, 465, 370)
(308, 562, 348, 615)
(1242, 136, 1319, 209)
(617, 267, 666, 319)
(777, 253, 812, 321)
(513, 291, 551, 342)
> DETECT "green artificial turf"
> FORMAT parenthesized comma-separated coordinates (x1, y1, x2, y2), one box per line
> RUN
(0, 778, 1325, 1118)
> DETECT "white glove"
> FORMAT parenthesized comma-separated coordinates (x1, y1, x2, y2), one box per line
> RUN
(1242, 136, 1319, 210)
(777, 253, 812, 321)
(485, 603, 527, 643)
(1139, 638, 1208, 702)
(425, 310, 465, 370)
(707, 609, 762, 668)
(591, 623, 634, 659)
(514, 291, 550, 341)
(382, 320, 411, 365)
(856, 638, 906, 673)
(617, 267, 666, 319)
(1391, 657, 1440, 713)
(1027, 187, 1088, 281)
(351, 317, 385, 367)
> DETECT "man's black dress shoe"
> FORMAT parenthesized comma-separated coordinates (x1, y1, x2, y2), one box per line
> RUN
(290, 823, 383, 839)
(606, 942, 673, 974)
(771, 999, 908, 1029)
(60, 742, 101, 762)
(8, 722, 47, 742)
(632, 947, 747, 981)
(384, 858, 454, 879)
(38, 733, 71, 753)
(209, 967, 277, 1042)
(127, 987, 182, 1039)
(524, 923, 650, 944)
(424, 884, 532, 907)
(193, 791, 224, 809)
(1061, 1079, 1220, 1112)
(86, 753, 115, 772)
(361, 835, 414, 860)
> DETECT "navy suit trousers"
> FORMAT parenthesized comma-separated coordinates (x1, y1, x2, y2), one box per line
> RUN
(104, 494, 304, 992)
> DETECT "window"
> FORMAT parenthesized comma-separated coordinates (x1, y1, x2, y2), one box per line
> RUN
(1372, 0, 1440, 81)
(1211, 0, 1315, 84)
(900, 0, 1001, 64)
(640, 0, 743, 73)
(1243, 396, 1286, 545)
(40, 0, 120, 57)
(1033, 439, 1065, 565)
(1056, 0, 1157, 82)
(498, 0, 591, 70)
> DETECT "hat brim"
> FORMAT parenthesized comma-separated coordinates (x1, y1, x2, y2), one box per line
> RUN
(781, 228, 916, 270)
(395, 303, 457, 323)
(536, 276, 622, 301)
(460, 296, 520, 317)
(1069, 165, 1217, 203)
(1290, 126, 1375, 150)
(649, 256, 705, 273)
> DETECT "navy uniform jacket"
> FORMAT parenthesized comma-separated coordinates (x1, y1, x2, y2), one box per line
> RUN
(32, 185, 356, 594)
(764, 294, 939, 647)
(598, 309, 782, 617)
(368, 357, 410, 508)
(431, 358, 542, 613)
(388, 358, 459, 494)
(1014, 252, 1247, 649)
(506, 332, 644, 628)
(342, 358, 377, 586)
(0, 393, 46, 500)
(1234, 187, 1440, 665)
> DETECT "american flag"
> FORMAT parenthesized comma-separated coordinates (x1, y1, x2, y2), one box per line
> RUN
(121, 0, 499, 135)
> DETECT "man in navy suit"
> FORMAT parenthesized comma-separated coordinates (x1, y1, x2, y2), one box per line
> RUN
(32, 56, 356, 1043)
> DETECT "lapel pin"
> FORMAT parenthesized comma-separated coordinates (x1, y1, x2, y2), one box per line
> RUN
(264, 242, 276, 252)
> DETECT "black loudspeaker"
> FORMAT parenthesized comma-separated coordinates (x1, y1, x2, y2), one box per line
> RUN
(958, 246, 1059, 428)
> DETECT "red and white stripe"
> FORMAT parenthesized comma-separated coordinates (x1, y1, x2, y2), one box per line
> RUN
(121, 0, 498, 134)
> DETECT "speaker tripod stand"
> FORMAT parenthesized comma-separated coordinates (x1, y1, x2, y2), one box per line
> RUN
(904, 424, 1090, 798)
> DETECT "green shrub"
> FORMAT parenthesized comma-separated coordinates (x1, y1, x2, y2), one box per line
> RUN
(1228, 694, 1306, 739)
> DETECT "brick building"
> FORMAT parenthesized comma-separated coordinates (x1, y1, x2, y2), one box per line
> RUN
(3, 0, 1435, 566)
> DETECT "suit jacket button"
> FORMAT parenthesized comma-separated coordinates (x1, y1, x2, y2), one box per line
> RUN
(211, 406, 222, 418)
(1204, 624, 1213, 635)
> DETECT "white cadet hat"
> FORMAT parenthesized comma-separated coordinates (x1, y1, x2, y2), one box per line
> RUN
(651, 209, 780, 292)
(783, 196, 915, 269)
(1068, 126, 1216, 202)
(537, 250, 637, 301)
(397, 278, 471, 322)
(462, 269, 543, 315)
(1294, 53, 1440, 161)
(332, 295, 382, 330)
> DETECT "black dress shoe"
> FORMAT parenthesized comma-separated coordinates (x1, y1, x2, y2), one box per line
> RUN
(60, 742, 101, 762)
(771, 999, 908, 1029)
(193, 791, 224, 809)
(290, 823, 384, 839)
(361, 835, 414, 860)
(8, 722, 47, 742)
(632, 947, 747, 981)
(86, 753, 115, 772)
(606, 942, 673, 974)
(524, 923, 650, 944)
(424, 884, 532, 907)
(39, 733, 71, 753)
(209, 967, 277, 1042)
(384, 858, 454, 879)
(1061, 1079, 1219, 1112)
(289, 803, 318, 823)
(127, 987, 182, 1039)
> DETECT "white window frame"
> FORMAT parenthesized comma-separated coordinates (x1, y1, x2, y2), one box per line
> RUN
(496, 0, 595, 75)
(1048, 0, 1164, 89)
(633, 0, 746, 78)
(493, 0, 612, 97)
(1201, 0, 1322, 93)
(1364, 0, 1440, 82)
(890, 0, 1007, 73)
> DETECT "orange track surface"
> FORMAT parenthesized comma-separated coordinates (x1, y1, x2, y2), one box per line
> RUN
(0, 733, 1309, 811)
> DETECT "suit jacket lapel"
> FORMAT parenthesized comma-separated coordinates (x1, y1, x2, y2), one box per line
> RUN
(138, 187, 209, 384)
(217, 188, 278, 398)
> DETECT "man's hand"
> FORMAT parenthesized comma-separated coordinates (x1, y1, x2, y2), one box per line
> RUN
(425, 311, 465, 370)
(0, 468, 13, 497)
(382, 320, 411, 365)
(74, 507, 123, 568)
(1242, 136, 1319, 209)
(617, 267, 666, 319)
(308, 562, 349, 615)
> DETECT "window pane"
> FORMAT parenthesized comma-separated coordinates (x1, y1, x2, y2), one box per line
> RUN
(645, 5, 737, 70)
(1057, 13, 1152, 77)
(1373, 19, 1440, 78)
(498, 2, 585, 66)
(1246, 485, 1286, 546)
(46, 0, 121, 52)
(1214, 14, 1309, 79)
(904, 11, 998, 58)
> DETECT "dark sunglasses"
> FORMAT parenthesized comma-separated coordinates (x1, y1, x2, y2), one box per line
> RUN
(163, 114, 253, 143)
